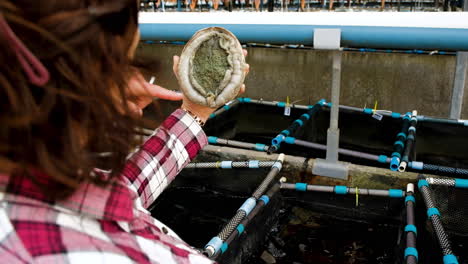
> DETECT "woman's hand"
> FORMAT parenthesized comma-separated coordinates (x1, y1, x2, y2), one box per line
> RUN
(173, 49, 249, 123)
(126, 71, 183, 116)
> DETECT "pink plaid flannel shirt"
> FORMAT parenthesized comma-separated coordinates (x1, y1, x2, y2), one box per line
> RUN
(0, 109, 215, 264)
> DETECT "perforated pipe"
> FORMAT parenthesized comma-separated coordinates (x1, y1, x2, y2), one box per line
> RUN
(418, 177, 459, 264)
(204, 154, 285, 258)
(212, 184, 281, 259)
(184, 160, 276, 169)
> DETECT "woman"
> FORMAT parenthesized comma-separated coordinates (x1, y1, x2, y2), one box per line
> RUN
(0, 0, 247, 263)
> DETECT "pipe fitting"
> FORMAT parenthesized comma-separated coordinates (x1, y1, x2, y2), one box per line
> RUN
(271, 134, 285, 146)
(399, 161, 408, 172)
(390, 157, 400, 171)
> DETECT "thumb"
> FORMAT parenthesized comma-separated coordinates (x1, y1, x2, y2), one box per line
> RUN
(146, 83, 184, 101)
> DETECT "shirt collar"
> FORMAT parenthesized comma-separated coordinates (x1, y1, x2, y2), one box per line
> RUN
(0, 170, 135, 221)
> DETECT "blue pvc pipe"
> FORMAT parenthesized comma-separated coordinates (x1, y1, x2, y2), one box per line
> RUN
(140, 24, 468, 51)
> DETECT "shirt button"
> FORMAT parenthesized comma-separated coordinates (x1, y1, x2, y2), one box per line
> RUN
(162, 226, 168, 234)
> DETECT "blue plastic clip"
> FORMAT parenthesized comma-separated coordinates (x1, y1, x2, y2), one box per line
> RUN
(208, 136, 218, 144)
(259, 195, 270, 205)
(209, 113, 216, 119)
(301, 113, 311, 120)
(277, 102, 286, 108)
(394, 141, 404, 148)
(327, 102, 332, 107)
(377, 155, 388, 163)
(405, 195, 416, 204)
(221, 242, 228, 253)
(281, 130, 290, 136)
(335, 186, 348, 195)
(255, 143, 266, 152)
(248, 160, 260, 169)
(237, 98, 244, 103)
(221, 161, 232, 169)
(391, 152, 401, 158)
(443, 254, 459, 264)
(410, 161, 424, 170)
(391, 112, 401, 118)
(318, 99, 327, 105)
(455, 179, 468, 188)
(363, 108, 373, 115)
(427, 207, 440, 218)
(295, 183, 307, 191)
(285, 137, 296, 144)
(405, 225, 417, 236)
(389, 189, 404, 198)
(223, 105, 230, 110)
(404, 247, 418, 261)
(244, 97, 252, 103)
(294, 119, 304, 127)
(236, 224, 245, 235)
(239, 197, 256, 215)
(396, 132, 407, 140)
(418, 179, 429, 189)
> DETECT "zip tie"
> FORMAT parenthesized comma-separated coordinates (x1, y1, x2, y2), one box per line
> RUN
(405, 224, 417, 236)
(427, 207, 440, 218)
(236, 224, 245, 235)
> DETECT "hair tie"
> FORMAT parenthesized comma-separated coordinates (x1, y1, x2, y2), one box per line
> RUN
(0, 12, 50, 86)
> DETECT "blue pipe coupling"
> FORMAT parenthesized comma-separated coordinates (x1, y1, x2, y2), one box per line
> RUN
(390, 157, 400, 171)
(272, 134, 286, 146)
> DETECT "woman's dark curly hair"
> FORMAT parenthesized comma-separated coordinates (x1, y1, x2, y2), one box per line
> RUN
(0, 0, 143, 199)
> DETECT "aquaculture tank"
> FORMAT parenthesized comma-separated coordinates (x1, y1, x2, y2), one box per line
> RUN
(139, 12, 468, 264)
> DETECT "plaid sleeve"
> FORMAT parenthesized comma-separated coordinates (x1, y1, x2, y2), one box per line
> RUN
(121, 109, 207, 209)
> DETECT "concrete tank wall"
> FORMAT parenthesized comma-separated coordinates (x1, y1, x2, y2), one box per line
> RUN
(137, 43, 468, 118)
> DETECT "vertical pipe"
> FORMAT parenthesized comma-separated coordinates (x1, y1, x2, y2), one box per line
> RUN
(405, 184, 417, 264)
(326, 51, 342, 163)
(449, 52, 468, 119)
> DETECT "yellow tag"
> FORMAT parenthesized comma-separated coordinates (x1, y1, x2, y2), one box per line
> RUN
(373, 100, 378, 113)
(355, 187, 359, 207)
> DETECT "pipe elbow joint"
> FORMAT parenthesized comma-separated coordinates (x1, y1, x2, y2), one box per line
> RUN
(271, 134, 285, 146)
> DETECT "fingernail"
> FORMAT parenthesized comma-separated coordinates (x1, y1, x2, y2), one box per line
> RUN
(149, 76, 156, 84)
